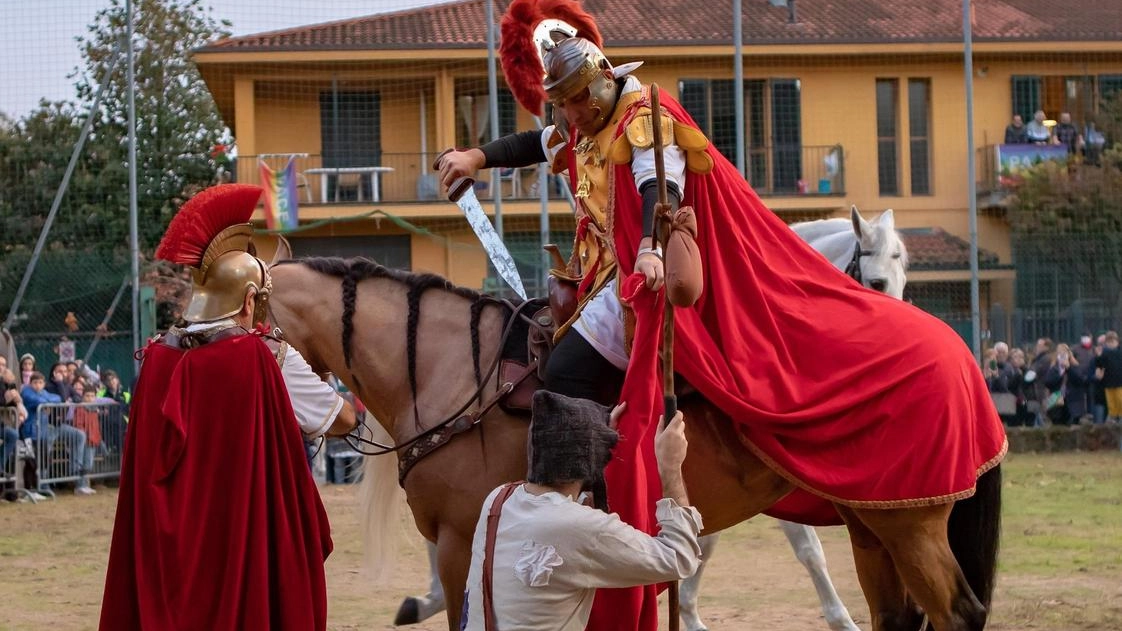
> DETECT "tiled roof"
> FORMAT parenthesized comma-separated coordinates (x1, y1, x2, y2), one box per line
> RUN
(199, 0, 1122, 53)
(898, 227, 1003, 271)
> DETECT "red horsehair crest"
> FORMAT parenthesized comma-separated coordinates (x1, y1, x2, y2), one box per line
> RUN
(499, 0, 604, 116)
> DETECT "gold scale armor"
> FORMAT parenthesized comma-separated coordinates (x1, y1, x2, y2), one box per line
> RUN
(542, 38, 712, 337)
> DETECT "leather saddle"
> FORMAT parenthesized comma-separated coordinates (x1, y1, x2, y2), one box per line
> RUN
(497, 305, 557, 415)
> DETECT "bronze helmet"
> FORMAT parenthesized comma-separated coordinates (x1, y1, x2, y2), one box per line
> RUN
(155, 184, 271, 325)
(542, 37, 619, 134)
(183, 224, 272, 324)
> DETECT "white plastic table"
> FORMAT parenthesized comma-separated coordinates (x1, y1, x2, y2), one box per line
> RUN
(305, 166, 395, 202)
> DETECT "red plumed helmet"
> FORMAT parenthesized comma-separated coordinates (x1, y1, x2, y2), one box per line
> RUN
(156, 184, 264, 268)
(500, 0, 604, 116)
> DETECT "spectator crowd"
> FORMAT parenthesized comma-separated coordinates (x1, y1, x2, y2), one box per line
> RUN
(984, 332, 1122, 427)
(1004, 110, 1108, 163)
(1, 353, 130, 502)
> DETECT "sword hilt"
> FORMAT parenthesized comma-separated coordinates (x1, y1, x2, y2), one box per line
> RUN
(433, 148, 475, 202)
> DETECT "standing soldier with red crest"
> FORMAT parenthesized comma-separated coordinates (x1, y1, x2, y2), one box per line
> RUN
(100, 184, 356, 631)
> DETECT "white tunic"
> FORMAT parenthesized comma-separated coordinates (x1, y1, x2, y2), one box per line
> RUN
(541, 76, 688, 371)
(462, 484, 703, 631)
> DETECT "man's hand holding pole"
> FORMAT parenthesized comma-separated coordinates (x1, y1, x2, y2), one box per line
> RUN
(655, 411, 689, 507)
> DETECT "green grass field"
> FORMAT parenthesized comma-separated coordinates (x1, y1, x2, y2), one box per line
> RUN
(1, 451, 1119, 630)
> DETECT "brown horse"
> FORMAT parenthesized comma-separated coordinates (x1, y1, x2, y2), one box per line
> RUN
(269, 257, 1001, 631)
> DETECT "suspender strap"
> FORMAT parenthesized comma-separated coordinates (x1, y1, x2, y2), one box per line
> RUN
(482, 482, 522, 631)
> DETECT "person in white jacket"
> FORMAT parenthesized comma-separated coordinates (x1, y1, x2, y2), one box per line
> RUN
(462, 391, 702, 630)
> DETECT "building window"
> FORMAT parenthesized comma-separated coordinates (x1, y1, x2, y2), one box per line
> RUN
(1099, 74, 1122, 100)
(876, 79, 900, 196)
(678, 78, 802, 193)
(319, 90, 382, 200)
(1011, 76, 1041, 123)
(454, 79, 517, 147)
(1011, 74, 1122, 129)
(908, 79, 931, 196)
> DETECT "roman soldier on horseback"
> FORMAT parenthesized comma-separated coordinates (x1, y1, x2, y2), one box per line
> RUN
(438, 0, 708, 405)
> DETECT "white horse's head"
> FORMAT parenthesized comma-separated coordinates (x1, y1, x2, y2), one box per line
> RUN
(850, 205, 908, 299)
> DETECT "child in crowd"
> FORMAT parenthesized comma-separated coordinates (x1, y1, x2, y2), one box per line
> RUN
(71, 389, 104, 495)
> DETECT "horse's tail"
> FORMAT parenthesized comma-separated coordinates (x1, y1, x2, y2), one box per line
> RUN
(359, 417, 403, 581)
(946, 463, 1002, 612)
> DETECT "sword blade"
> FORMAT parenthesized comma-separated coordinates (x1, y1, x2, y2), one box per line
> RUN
(456, 187, 528, 300)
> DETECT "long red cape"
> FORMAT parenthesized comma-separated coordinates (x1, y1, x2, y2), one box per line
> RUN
(588, 91, 1006, 630)
(100, 334, 332, 631)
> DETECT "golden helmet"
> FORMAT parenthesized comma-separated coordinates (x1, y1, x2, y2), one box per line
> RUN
(156, 184, 271, 324)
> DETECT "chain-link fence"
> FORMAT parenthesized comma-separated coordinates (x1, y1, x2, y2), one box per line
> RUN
(2, 0, 1121, 380)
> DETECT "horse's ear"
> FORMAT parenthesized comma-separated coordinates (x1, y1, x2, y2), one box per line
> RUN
(850, 205, 871, 241)
(251, 233, 294, 266)
(877, 208, 896, 229)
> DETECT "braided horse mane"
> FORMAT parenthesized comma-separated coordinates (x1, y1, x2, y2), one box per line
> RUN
(273, 257, 499, 418)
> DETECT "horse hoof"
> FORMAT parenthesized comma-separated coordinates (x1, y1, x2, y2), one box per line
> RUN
(393, 597, 421, 625)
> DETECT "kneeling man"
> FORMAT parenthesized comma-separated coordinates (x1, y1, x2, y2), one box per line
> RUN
(463, 391, 702, 630)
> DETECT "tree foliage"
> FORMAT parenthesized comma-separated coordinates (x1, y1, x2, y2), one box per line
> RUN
(75, 0, 232, 248)
(1, 0, 230, 335)
(0, 0, 230, 257)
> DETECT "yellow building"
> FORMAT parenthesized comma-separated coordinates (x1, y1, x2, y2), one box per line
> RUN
(193, 0, 1122, 342)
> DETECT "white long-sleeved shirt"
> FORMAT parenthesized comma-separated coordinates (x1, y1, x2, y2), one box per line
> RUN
(463, 484, 703, 631)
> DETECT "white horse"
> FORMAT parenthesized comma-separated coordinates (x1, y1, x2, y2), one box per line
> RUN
(679, 205, 908, 631)
(390, 205, 909, 629)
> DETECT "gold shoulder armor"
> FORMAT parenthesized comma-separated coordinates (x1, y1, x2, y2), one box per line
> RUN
(625, 110, 674, 150)
(673, 121, 714, 174)
(608, 109, 676, 164)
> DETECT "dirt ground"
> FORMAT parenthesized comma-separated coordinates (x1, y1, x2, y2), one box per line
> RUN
(2, 452, 1120, 630)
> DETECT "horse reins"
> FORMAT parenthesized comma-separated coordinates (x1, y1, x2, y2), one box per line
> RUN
(339, 298, 542, 458)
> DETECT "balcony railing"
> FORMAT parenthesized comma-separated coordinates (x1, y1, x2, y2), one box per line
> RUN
(235, 145, 844, 205)
(742, 144, 846, 197)
(236, 153, 570, 205)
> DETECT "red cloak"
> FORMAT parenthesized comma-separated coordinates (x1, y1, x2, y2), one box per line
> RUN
(100, 333, 332, 631)
(588, 89, 1006, 630)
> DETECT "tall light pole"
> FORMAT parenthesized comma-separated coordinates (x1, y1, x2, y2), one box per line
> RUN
(127, 0, 141, 365)
(485, 0, 504, 239)
(963, 0, 981, 360)
(733, 0, 745, 177)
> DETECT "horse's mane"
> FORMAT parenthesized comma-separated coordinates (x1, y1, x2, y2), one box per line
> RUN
(280, 256, 484, 302)
(276, 257, 497, 421)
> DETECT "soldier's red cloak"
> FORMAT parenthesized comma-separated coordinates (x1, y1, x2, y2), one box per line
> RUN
(100, 333, 332, 631)
(589, 91, 1006, 630)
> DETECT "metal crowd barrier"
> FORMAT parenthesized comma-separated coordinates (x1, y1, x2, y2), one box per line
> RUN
(2, 405, 42, 502)
(1, 405, 19, 487)
(33, 402, 127, 493)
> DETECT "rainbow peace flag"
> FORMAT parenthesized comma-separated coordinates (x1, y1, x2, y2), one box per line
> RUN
(259, 158, 299, 230)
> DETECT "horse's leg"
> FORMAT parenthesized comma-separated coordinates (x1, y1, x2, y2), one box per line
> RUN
(679, 533, 720, 631)
(778, 520, 861, 631)
(850, 504, 986, 631)
(393, 540, 448, 625)
(435, 527, 473, 631)
(835, 506, 923, 631)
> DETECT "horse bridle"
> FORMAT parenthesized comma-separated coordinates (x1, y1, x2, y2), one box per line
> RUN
(336, 298, 542, 458)
(843, 241, 872, 285)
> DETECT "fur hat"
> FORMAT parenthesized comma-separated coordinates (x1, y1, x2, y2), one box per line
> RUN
(527, 391, 618, 508)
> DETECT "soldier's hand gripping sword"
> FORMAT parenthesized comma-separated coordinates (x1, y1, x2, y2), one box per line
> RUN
(433, 150, 528, 301)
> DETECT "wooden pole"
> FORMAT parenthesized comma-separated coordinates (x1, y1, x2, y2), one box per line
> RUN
(649, 83, 680, 631)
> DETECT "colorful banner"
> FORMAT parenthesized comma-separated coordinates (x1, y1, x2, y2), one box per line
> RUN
(995, 144, 1069, 187)
(259, 158, 300, 230)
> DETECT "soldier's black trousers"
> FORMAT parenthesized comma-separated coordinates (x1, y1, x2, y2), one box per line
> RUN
(542, 329, 624, 406)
